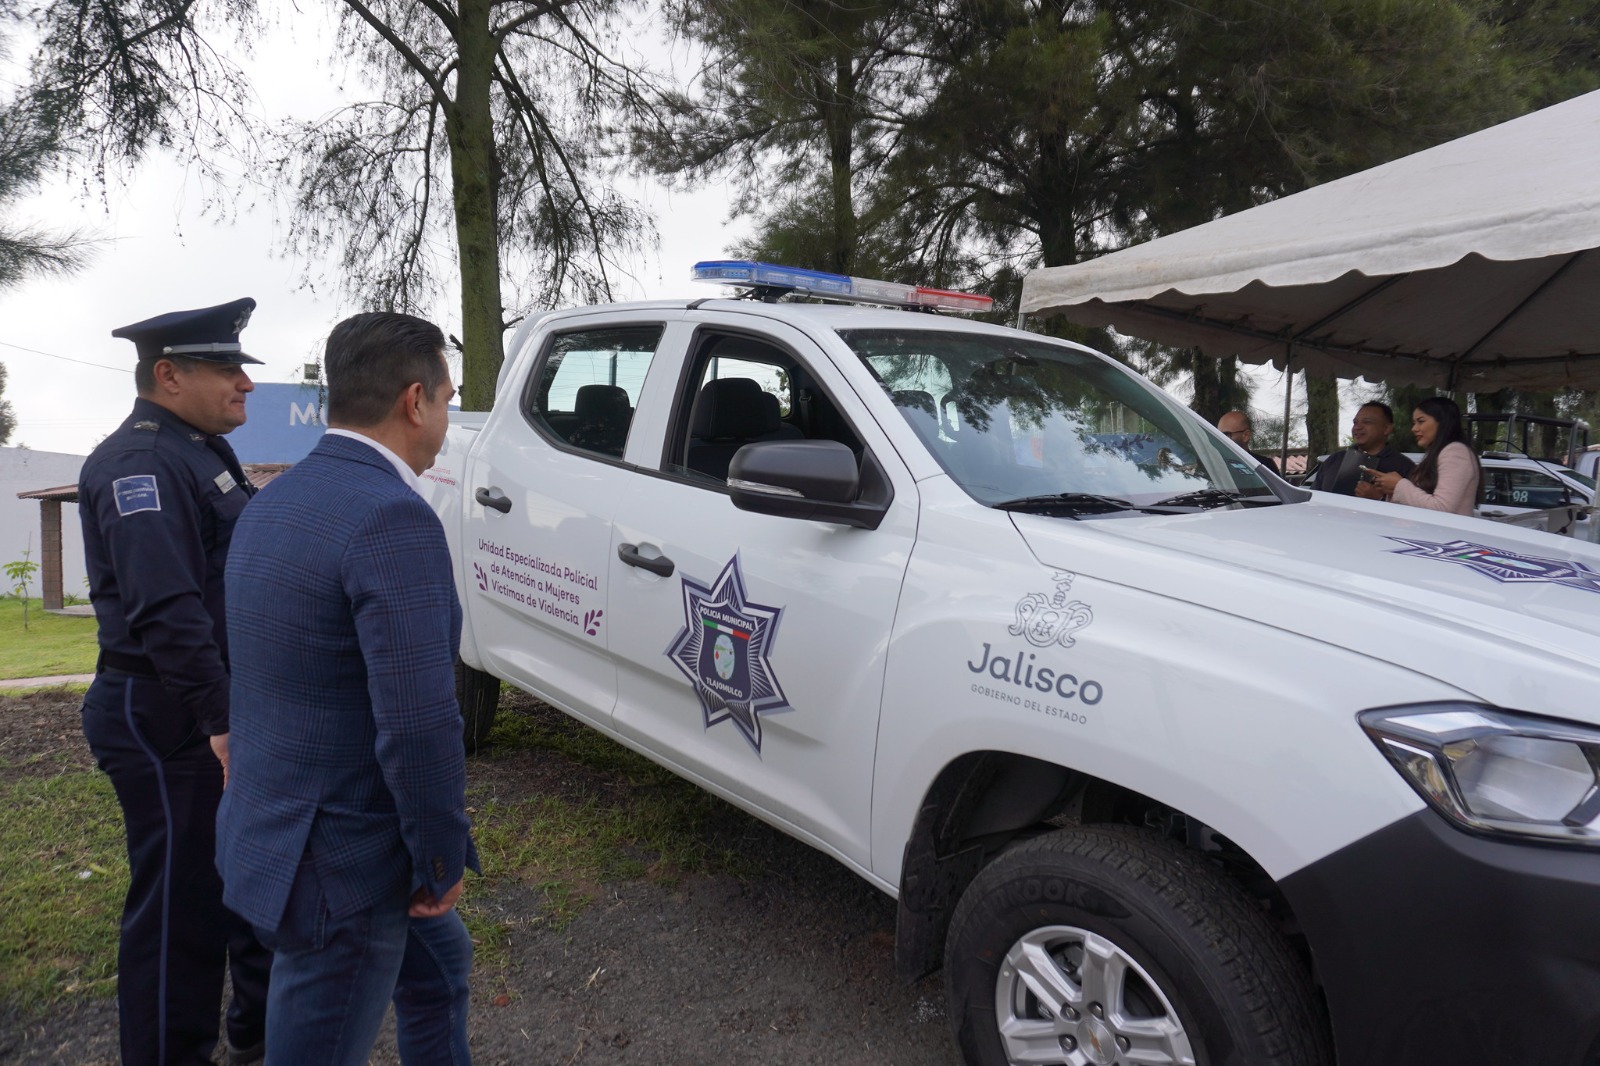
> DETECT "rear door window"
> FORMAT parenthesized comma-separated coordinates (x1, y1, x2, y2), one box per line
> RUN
(525, 326, 663, 459)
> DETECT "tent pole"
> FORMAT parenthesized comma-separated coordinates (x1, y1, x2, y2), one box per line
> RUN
(1280, 343, 1294, 471)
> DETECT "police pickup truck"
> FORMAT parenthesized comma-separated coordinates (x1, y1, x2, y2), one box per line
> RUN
(422, 261, 1600, 1066)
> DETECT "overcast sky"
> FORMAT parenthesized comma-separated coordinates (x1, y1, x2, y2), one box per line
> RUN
(0, 8, 747, 455)
(0, 6, 1310, 458)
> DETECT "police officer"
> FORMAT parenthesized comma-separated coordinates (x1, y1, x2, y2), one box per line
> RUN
(79, 299, 271, 1066)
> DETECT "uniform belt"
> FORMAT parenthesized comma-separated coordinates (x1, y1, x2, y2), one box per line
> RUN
(98, 650, 160, 678)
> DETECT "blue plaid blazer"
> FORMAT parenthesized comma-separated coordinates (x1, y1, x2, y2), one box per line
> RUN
(217, 433, 474, 931)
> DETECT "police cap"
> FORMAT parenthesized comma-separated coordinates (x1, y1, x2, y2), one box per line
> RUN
(111, 297, 264, 365)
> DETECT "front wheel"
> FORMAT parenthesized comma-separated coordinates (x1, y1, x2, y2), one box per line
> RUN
(945, 825, 1329, 1066)
(455, 659, 500, 753)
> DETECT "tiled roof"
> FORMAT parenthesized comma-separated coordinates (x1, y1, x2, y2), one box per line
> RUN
(16, 484, 80, 502)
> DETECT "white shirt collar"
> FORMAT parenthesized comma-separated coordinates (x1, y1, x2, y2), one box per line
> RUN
(325, 428, 421, 495)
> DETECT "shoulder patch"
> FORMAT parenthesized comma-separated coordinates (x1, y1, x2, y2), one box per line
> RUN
(112, 475, 161, 516)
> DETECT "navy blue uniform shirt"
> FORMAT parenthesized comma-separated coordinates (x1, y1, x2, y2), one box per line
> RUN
(79, 396, 256, 736)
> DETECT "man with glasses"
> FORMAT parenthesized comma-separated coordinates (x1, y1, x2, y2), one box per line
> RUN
(1217, 410, 1279, 472)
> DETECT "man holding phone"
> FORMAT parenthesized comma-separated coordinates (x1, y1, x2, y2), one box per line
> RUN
(1309, 401, 1415, 499)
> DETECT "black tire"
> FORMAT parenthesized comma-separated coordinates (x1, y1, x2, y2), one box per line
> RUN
(945, 825, 1329, 1066)
(456, 659, 500, 753)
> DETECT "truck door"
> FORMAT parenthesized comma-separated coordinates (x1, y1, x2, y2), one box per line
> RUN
(605, 320, 918, 870)
(463, 314, 680, 726)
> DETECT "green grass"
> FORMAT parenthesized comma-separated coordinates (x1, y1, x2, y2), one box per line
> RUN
(0, 598, 99, 679)
(0, 695, 772, 1015)
(459, 704, 769, 957)
(478, 702, 673, 778)
(0, 770, 126, 1010)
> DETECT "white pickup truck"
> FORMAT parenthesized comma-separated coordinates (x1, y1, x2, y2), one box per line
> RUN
(422, 262, 1600, 1066)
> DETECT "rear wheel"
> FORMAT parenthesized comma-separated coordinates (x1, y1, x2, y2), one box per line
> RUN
(945, 825, 1329, 1066)
(455, 659, 500, 753)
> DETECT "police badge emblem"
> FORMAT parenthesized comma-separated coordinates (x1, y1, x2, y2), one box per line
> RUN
(1387, 538, 1600, 595)
(664, 554, 790, 753)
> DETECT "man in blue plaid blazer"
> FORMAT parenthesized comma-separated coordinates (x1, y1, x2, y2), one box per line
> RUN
(218, 311, 477, 1065)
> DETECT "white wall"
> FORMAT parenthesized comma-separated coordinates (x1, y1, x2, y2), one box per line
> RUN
(1, 447, 88, 599)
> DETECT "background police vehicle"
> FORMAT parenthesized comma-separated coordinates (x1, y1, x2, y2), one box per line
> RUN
(1579, 445, 1600, 482)
(1466, 412, 1599, 541)
(1476, 451, 1598, 541)
(422, 261, 1600, 1066)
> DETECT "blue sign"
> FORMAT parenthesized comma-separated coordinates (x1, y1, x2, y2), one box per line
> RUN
(229, 382, 327, 463)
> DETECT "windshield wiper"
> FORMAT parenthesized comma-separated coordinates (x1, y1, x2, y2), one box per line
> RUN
(998, 488, 1280, 517)
(994, 492, 1138, 516)
(1150, 488, 1281, 509)
(995, 492, 1202, 517)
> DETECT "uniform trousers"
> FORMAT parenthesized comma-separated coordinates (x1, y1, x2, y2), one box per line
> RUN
(81, 672, 271, 1066)
(257, 854, 474, 1066)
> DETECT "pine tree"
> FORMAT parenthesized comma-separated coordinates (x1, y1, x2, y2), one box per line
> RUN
(0, 362, 16, 446)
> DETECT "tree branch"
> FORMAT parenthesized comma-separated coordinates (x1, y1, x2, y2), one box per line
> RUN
(337, 0, 452, 106)
(492, 53, 615, 296)
(413, 0, 462, 41)
(492, 0, 578, 43)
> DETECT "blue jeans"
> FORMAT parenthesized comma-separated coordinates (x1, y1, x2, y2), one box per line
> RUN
(259, 857, 472, 1066)
(397, 913, 474, 1064)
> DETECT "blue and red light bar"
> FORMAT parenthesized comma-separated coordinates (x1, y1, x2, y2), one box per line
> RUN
(692, 260, 993, 314)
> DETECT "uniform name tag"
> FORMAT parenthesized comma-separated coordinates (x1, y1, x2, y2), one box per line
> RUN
(214, 471, 237, 493)
(112, 475, 161, 516)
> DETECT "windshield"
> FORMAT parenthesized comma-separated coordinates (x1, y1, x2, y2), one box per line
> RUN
(843, 329, 1277, 512)
(1559, 467, 1596, 492)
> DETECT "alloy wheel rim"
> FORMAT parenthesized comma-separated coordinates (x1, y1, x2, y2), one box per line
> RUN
(993, 924, 1197, 1065)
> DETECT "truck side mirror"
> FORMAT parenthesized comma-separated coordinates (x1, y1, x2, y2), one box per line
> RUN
(727, 440, 888, 529)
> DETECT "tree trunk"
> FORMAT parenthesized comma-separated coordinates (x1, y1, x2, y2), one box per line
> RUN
(1386, 386, 1436, 453)
(824, 53, 856, 276)
(448, 0, 505, 412)
(1034, 183, 1076, 271)
(1187, 350, 1242, 426)
(1303, 374, 1340, 458)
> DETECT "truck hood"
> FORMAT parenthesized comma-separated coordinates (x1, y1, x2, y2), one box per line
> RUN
(1010, 494, 1600, 711)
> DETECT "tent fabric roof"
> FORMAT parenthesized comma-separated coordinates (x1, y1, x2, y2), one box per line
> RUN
(1020, 90, 1600, 391)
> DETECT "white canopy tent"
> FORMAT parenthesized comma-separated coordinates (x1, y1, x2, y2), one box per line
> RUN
(1019, 90, 1600, 395)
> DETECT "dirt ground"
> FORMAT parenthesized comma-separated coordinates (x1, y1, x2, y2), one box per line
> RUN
(0, 687, 962, 1065)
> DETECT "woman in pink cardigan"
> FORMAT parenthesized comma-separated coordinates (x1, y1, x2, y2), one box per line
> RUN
(1369, 397, 1481, 515)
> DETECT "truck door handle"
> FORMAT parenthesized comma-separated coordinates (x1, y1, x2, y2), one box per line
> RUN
(475, 487, 512, 513)
(618, 543, 674, 577)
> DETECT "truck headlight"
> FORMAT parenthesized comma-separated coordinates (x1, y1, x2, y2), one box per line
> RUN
(1360, 703, 1600, 845)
